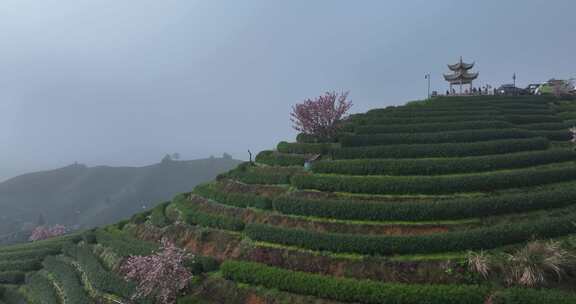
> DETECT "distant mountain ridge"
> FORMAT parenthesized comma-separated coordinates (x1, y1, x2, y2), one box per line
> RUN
(0, 155, 241, 243)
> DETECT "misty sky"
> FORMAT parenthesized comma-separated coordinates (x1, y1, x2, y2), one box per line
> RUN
(1, 0, 575, 180)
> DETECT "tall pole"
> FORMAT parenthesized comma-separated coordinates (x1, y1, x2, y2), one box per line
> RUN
(425, 73, 431, 99)
(513, 73, 517, 95)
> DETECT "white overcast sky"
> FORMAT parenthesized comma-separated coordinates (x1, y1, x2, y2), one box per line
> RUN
(0, 0, 575, 180)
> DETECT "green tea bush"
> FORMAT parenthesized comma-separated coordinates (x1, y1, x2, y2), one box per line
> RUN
(491, 288, 576, 304)
(312, 149, 576, 176)
(131, 211, 150, 224)
(25, 272, 59, 304)
(94, 228, 157, 257)
(333, 137, 549, 159)
(498, 109, 555, 115)
(559, 111, 576, 120)
(221, 260, 489, 304)
(0, 238, 69, 254)
(42, 256, 91, 304)
(352, 115, 507, 126)
(504, 115, 561, 124)
(0, 286, 25, 304)
(296, 133, 338, 143)
(185, 256, 219, 275)
(340, 129, 534, 147)
(0, 271, 25, 284)
(529, 130, 571, 141)
(355, 120, 513, 134)
(193, 184, 272, 209)
(292, 162, 576, 195)
(0, 259, 41, 272)
(521, 122, 568, 130)
(367, 109, 501, 117)
(150, 201, 171, 227)
(64, 244, 135, 299)
(255, 150, 307, 166)
(277, 141, 332, 154)
(0, 246, 61, 262)
(224, 165, 301, 185)
(81, 229, 97, 244)
(273, 184, 576, 221)
(174, 198, 245, 231)
(245, 211, 576, 254)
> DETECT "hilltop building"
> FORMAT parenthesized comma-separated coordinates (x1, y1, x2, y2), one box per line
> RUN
(444, 57, 479, 94)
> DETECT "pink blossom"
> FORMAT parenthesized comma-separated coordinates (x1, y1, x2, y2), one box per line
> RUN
(290, 91, 353, 140)
(120, 238, 193, 304)
(29, 225, 66, 241)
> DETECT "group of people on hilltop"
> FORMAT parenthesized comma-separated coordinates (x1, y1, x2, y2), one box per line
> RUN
(445, 85, 493, 96)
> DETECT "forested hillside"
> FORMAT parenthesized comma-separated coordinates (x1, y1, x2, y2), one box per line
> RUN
(0, 156, 241, 244)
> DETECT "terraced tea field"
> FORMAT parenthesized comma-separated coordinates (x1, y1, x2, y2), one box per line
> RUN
(4, 95, 576, 303)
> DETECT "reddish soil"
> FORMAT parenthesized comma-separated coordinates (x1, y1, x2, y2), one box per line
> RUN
(189, 195, 453, 236)
(131, 223, 470, 284)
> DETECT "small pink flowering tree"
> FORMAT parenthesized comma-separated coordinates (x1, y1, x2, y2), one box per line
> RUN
(120, 238, 193, 304)
(29, 224, 66, 241)
(290, 91, 353, 140)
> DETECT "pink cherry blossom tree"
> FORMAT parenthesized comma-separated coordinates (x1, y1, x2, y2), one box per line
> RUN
(120, 238, 193, 304)
(29, 225, 66, 241)
(290, 91, 353, 140)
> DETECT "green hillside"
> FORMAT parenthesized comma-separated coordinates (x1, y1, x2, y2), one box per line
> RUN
(5, 95, 576, 303)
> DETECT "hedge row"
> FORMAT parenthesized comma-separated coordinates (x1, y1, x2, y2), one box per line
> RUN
(0, 259, 41, 272)
(529, 130, 571, 141)
(272, 184, 576, 221)
(312, 149, 576, 176)
(355, 120, 513, 134)
(559, 111, 576, 120)
(295, 133, 338, 143)
(193, 184, 273, 209)
(277, 142, 332, 154)
(25, 272, 59, 304)
(0, 272, 25, 284)
(224, 164, 301, 185)
(94, 228, 157, 257)
(341, 129, 535, 147)
(333, 137, 549, 159)
(292, 163, 576, 195)
(0, 246, 62, 262)
(0, 238, 69, 254)
(352, 115, 508, 126)
(491, 288, 576, 304)
(255, 151, 307, 166)
(174, 195, 245, 231)
(367, 110, 502, 118)
(64, 244, 135, 299)
(504, 115, 561, 124)
(42, 256, 91, 304)
(221, 260, 489, 304)
(245, 211, 576, 255)
(395, 109, 553, 116)
(521, 122, 568, 130)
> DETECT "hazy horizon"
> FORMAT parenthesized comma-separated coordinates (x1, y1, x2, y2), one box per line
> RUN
(1, 0, 575, 181)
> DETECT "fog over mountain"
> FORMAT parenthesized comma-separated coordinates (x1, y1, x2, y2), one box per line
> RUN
(0, 155, 241, 244)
